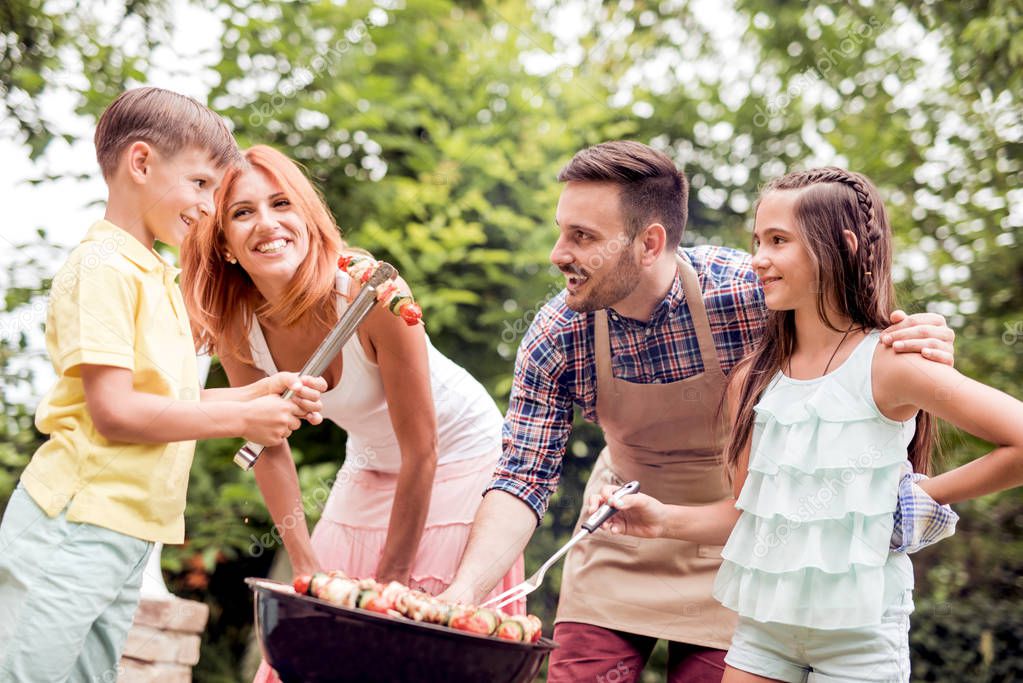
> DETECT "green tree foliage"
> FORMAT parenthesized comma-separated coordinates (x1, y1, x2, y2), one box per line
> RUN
(0, 0, 172, 159)
(0, 232, 59, 510)
(208, 0, 619, 383)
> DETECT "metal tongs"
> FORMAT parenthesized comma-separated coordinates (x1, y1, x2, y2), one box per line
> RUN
(481, 480, 641, 610)
(233, 262, 398, 470)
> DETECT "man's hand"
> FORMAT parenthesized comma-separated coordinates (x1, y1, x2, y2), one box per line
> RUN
(881, 310, 954, 366)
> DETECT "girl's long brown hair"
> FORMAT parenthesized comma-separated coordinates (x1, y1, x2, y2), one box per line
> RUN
(180, 145, 345, 366)
(725, 168, 935, 476)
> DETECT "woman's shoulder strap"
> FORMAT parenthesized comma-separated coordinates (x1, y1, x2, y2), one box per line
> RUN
(334, 267, 354, 300)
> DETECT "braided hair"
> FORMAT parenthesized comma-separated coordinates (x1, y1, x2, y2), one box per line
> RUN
(723, 167, 935, 477)
(761, 166, 892, 331)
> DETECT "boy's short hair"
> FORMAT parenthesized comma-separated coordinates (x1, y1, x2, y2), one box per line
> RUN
(94, 87, 239, 179)
(558, 140, 689, 249)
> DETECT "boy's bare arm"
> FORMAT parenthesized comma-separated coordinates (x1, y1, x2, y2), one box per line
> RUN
(201, 383, 267, 402)
(80, 364, 302, 446)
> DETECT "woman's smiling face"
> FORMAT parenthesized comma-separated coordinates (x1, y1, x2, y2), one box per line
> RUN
(221, 168, 310, 288)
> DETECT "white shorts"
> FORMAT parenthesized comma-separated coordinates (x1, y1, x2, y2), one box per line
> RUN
(0, 484, 153, 682)
(725, 590, 914, 683)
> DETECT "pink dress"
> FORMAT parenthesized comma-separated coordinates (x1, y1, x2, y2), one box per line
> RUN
(252, 454, 526, 683)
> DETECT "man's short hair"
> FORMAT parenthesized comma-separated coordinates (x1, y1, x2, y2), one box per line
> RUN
(557, 140, 689, 249)
(94, 87, 239, 179)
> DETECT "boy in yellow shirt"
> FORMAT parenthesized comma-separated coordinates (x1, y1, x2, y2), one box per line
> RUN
(0, 87, 326, 682)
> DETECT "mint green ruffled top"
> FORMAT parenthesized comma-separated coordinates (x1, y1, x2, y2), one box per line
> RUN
(713, 331, 916, 629)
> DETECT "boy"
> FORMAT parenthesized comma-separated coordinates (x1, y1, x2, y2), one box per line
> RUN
(0, 87, 325, 681)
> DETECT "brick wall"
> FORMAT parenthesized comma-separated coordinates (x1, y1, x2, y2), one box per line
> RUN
(118, 596, 209, 682)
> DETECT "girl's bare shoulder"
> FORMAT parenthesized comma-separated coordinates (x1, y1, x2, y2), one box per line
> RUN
(872, 337, 960, 419)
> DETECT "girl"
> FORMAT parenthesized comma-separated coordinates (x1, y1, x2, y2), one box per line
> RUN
(180, 145, 525, 682)
(589, 167, 1023, 682)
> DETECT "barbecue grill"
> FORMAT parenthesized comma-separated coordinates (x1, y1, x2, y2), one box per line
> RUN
(248, 578, 557, 683)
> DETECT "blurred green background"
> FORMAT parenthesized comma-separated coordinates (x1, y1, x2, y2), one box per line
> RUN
(1, 0, 1021, 680)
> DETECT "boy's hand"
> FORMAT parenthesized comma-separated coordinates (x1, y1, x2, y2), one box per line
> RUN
(881, 310, 954, 366)
(264, 372, 326, 425)
(242, 395, 304, 447)
(586, 486, 667, 539)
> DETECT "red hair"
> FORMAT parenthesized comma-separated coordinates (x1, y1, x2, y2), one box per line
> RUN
(181, 145, 345, 366)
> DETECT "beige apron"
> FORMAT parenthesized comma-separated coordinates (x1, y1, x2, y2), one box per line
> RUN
(555, 256, 738, 649)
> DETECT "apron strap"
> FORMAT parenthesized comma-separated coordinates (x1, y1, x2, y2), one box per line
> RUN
(594, 254, 724, 397)
(594, 309, 617, 396)
(676, 254, 723, 376)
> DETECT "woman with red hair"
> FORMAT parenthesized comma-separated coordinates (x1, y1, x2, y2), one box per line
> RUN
(181, 145, 524, 681)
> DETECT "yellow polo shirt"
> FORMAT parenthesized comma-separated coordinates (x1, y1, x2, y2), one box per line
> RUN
(22, 220, 199, 544)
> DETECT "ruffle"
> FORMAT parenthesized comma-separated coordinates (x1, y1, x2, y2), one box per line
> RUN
(713, 560, 892, 629)
(717, 333, 919, 628)
(722, 511, 895, 574)
(736, 463, 902, 521)
(753, 370, 873, 426)
(750, 416, 913, 476)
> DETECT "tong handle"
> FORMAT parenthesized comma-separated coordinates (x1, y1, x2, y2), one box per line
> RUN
(581, 480, 640, 533)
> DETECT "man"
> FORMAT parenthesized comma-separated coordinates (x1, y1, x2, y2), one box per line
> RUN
(442, 141, 953, 681)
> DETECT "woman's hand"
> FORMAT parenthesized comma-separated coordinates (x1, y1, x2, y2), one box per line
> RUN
(374, 566, 412, 586)
(292, 558, 323, 578)
(587, 486, 668, 539)
(263, 372, 326, 425)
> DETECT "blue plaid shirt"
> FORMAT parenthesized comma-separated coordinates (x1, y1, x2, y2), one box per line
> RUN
(892, 464, 959, 552)
(488, 245, 766, 520)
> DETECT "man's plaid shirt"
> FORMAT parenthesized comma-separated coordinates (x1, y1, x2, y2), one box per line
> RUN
(487, 245, 766, 521)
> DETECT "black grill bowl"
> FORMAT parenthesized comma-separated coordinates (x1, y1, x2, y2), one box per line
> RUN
(248, 579, 556, 683)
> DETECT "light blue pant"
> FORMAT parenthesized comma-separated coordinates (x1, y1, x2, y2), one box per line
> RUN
(725, 589, 914, 683)
(0, 485, 153, 683)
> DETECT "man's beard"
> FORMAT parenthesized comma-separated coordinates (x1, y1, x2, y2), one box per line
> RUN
(564, 248, 641, 313)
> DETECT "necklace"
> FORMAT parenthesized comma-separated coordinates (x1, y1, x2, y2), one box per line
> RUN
(788, 325, 857, 378)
